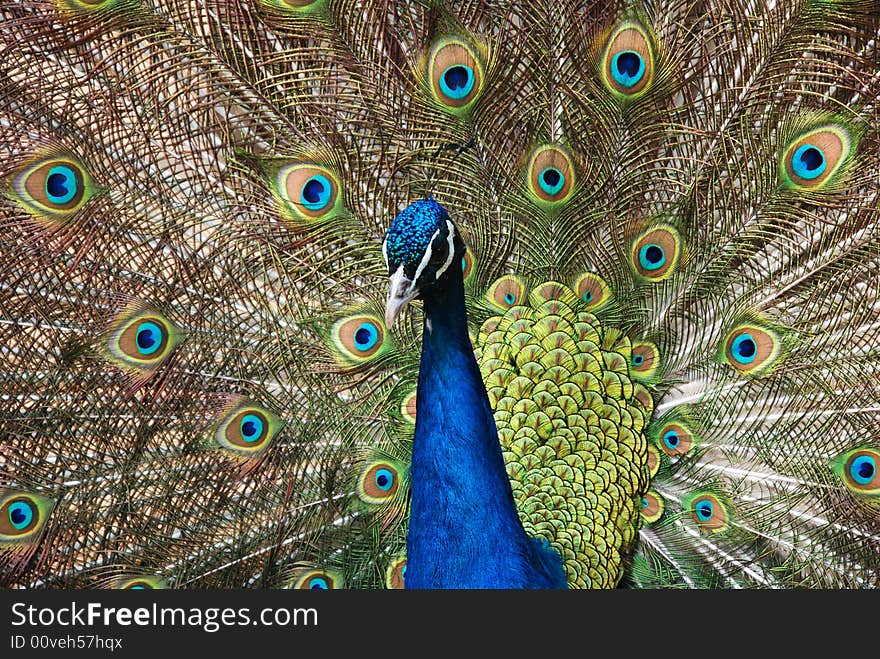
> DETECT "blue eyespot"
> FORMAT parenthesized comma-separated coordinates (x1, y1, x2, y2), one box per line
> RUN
(135, 321, 163, 356)
(45, 165, 78, 205)
(632, 354, 644, 367)
(461, 256, 467, 272)
(8, 500, 34, 530)
(439, 65, 475, 100)
(300, 175, 333, 211)
(695, 499, 713, 522)
(582, 290, 593, 303)
(374, 468, 394, 491)
(731, 333, 757, 364)
(309, 577, 329, 590)
(504, 292, 516, 305)
(792, 144, 826, 181)
(638, 244, 665, 271)
(640, 497, 648, 508)
(611, 51, 645, 89)
(850, 455, 876, 485)
(662, 429, 680, 450)
(240, 414, 265, 443)
(353, 322, 380, 352)
(538, 167, 565, 195)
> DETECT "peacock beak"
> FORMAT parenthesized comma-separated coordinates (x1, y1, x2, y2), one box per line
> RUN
(385, 266, 417, 329)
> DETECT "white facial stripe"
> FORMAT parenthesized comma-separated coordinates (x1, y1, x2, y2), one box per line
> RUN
(382, 239, 389, 271)
(434, 220, 457, 280)
(412, 228, 440, 285)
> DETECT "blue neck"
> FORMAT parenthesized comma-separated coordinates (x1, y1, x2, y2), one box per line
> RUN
(404, 267, 567, 589)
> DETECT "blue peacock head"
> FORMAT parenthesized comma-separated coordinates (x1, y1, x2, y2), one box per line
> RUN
(383, 199, 465, 327)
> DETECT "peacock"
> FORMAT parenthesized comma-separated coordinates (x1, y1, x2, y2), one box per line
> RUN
(1, 0, 879, 590)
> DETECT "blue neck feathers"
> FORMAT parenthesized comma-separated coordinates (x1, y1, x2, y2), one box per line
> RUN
(404, 265, 568, 589)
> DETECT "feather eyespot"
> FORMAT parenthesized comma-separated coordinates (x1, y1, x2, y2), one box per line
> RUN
(722, 324, 781, 376)
(630, 341, 659, 379)
(833, 449, 880, 496)
(357, 462, 401, 505)
(640, 490, 664, 523)
(486, 276, 527, 311)
(214, 403, 282, 457)
(686, 493, 728, 533)
(275, 163, 340, 223)
(385, 557, 407, 589)
(400, 390, 417, 424)
(331, 315, 389, 364)
(781, 125, 852, 191)
(527, 146, 574, 204)
(292, 569, 343, 590)
(0, 492, 52, 543)
(114, 576, 166, 590)
(55, 0, 128, 14)
(601, 22, 655, 99)
(11, 156, 93, 220)
(259, 0, 323, 14)
(428, 38, 483, 111)
(632, 225, 680, 281)
(573, 273, 612, 311)
(107, 311, 181, 372)
(655, 422, 693, 458)
(461, 249, 475, 283)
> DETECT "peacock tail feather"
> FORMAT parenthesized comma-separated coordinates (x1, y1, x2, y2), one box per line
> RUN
(1, 0, 878, 588)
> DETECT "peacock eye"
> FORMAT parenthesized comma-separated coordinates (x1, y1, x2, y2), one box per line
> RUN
(573, 272, 612, 311)
(601, 22, 655, 98)
(833, 448, 880, 495)
(385, 557, 407, 589)
(527, 145, 574, 204)
(213, 403, 282, 458)
(632, 225, 680, 281)
(0, 492, 53, 542)
(640, 491, 664, 523)
(654, 421, 694, 458)
(300, 174, 333, 210)
(630, 341, 660, 380)
(639, 244, 665, 270)
(428, 38, 483, 111)
(292, 569, 343, 590)
(611, 51, 645, 88)
(11, 156, 93, 220)
(7, 500, 35, 531)
(330, 314, 389, 364)
(686, 493, 728, 533)
(357, 461, 401, 504)
(487, 275, 527, 310)
(461, 249, 475, 283)
(780, 124, 852, 191)
(374, 468, 394, 491)
(722, 324, 781, 376)
(107, 312, 180, 372)
(400, 389, 418, 424)
(440, 65, 475, 100)
(275, 163, 341, 223)
(730, 333, 756, 363)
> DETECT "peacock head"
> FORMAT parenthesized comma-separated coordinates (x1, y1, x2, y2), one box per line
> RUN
(383, 198, 465, 328)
